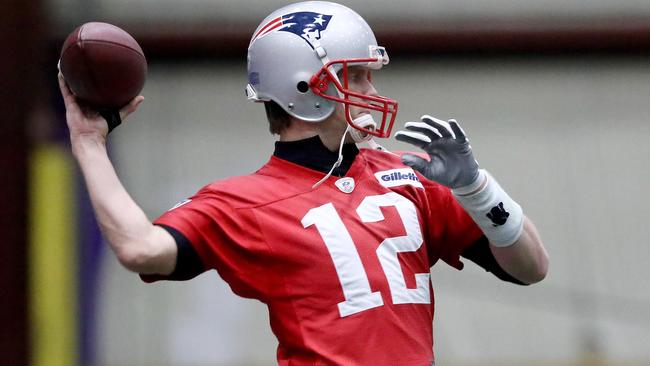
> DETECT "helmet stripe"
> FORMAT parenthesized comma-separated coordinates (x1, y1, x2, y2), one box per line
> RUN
(252, 16, 282, 40)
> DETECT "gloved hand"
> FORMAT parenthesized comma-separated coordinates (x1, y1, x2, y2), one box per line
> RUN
(394, 115, 479, 189)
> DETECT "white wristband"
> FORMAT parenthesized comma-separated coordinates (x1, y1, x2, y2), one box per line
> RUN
(452, 170, 524, 247)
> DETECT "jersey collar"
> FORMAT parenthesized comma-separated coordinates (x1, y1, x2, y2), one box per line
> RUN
(273, 136, 359, 176)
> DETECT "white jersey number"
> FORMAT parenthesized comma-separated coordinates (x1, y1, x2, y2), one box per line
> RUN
(301, 192, 430, 317)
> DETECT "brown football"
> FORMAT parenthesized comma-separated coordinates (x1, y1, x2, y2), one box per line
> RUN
(59, 22, 147, 110)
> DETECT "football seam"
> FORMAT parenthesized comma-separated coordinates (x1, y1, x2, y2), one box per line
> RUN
(73, 39, 146, 61)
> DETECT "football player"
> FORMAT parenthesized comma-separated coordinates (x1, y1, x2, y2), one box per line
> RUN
(58, 1, 548, 365)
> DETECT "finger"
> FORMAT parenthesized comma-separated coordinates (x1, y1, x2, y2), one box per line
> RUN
(58, 73, 86, 117)
(57, 72, 77, 106)
(421, 115, 453, 138)
(395, 130, 431, 150)
(404, 121, 442, 141)
(448, 119, 468, 143)
(119, 95, 145, 120)
(401, 154, 429, 174)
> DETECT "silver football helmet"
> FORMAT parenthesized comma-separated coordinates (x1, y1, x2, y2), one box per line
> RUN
(246, 1, 398, 138)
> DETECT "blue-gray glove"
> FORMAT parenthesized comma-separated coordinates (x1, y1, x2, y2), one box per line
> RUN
(394, 115, 479, 189)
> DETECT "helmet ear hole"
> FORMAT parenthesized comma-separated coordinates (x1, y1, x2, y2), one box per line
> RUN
(296, 81, 309, 93)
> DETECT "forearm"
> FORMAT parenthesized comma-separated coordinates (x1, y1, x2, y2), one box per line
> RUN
(490, 218, 549, 284)
(72, 137, 175, 274)
(453, 170, 548, 284)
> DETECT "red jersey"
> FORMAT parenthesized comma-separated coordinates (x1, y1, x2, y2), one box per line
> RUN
(154, 148, 483, 366)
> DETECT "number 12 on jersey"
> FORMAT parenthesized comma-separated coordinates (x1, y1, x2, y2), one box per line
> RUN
(302, 192, 430, 317)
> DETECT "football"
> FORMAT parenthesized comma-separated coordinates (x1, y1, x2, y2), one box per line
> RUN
(59, 22, 147, 110)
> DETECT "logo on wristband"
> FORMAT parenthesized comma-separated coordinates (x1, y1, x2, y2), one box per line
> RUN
(487, 202, 509, 226)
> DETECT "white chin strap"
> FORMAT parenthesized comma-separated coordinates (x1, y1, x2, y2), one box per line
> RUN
(349, 114, 376, 143)
(350, 113, 395, 154)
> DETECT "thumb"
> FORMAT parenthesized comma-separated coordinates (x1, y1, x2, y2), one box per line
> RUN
(401, 154, 429, 174)
(119, 95, 145, 121)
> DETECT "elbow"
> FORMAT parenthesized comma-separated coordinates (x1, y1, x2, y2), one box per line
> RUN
(109, 226, 175, 275)
(524, 249, 549, 285)
(524, 266, 547, 285)
(114, 242, 155, 273)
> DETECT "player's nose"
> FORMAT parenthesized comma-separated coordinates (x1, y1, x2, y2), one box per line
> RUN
(366, 81, 379, 97)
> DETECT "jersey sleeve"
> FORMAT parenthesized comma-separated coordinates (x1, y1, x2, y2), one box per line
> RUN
(148, 185, 270, 300)
(424, 181, 485, 270)
(139, 224, 204, 283)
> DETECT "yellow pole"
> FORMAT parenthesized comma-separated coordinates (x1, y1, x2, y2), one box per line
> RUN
(29, 144, 77, 366)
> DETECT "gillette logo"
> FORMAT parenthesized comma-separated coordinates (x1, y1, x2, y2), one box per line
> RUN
(381, 171, 420, 183)
(374, 168, 424, 189)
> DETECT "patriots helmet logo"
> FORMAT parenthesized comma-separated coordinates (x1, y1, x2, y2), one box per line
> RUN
(251, 11, 333, 49)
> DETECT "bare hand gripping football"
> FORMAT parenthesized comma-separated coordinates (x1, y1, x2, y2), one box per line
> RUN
(57, 72, 143, 141)
(58, 22, 147, 134)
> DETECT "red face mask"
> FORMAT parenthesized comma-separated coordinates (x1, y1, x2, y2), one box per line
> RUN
(309, 58, 399, 139)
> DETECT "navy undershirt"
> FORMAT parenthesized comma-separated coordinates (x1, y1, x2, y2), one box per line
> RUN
(273, 135, 358, 176)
